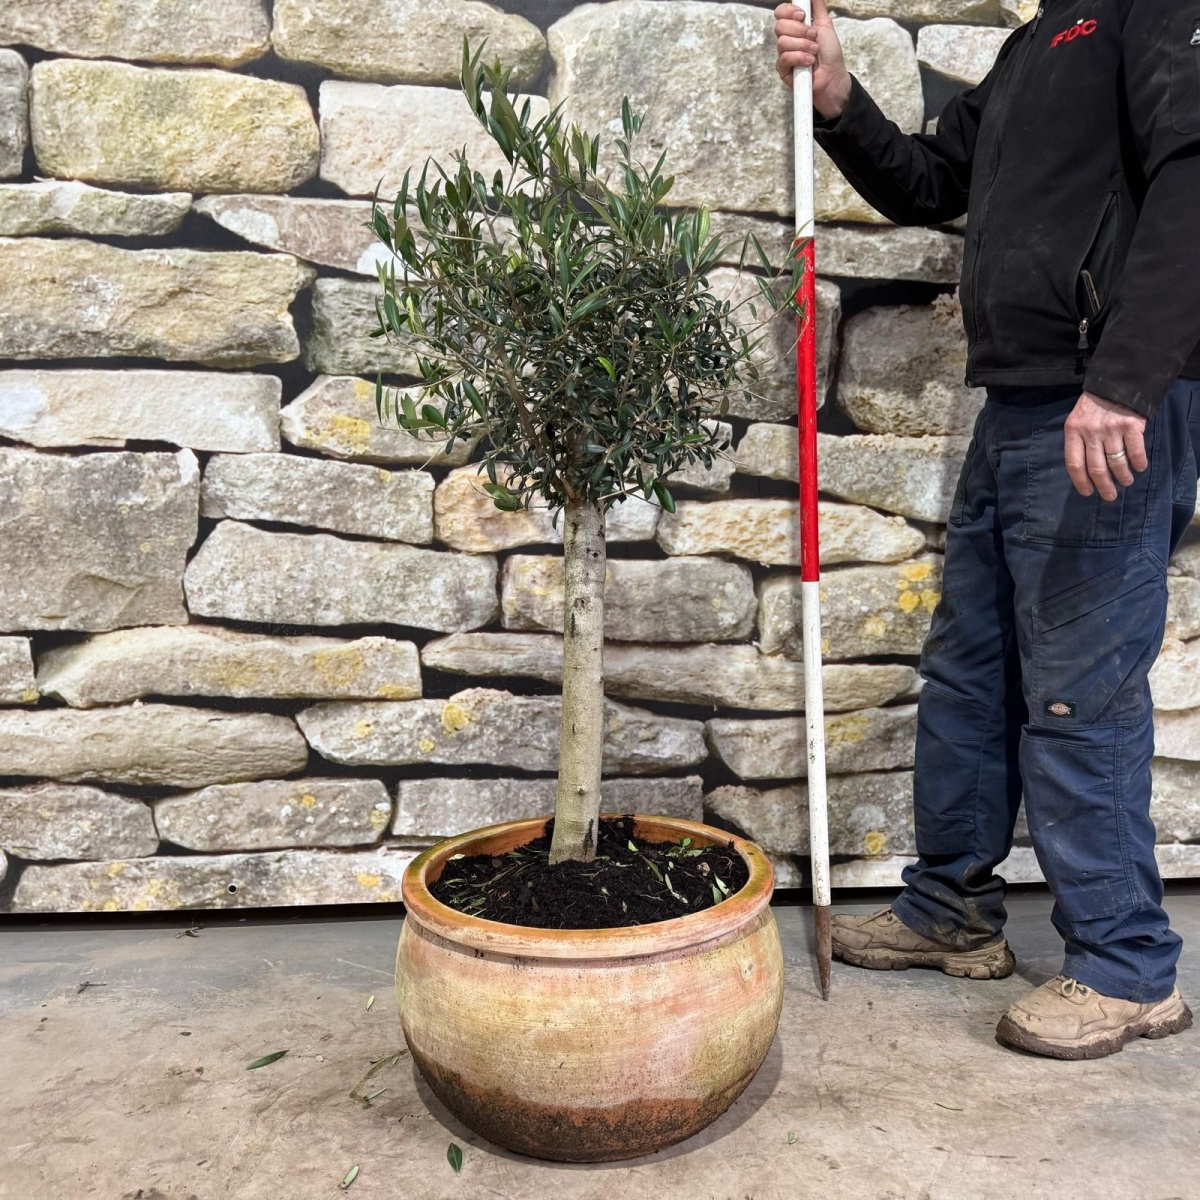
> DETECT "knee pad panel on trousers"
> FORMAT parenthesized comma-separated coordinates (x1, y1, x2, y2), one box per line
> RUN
(1030, 551, 1166, 729)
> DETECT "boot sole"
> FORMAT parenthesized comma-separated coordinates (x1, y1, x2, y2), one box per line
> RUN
(833, 941, 1016, 980)
(995, 994, 1194, 1061)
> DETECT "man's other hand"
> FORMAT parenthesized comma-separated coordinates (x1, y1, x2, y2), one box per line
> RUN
(775, 1, 852, 120)
(1064, 392, 1149, 501)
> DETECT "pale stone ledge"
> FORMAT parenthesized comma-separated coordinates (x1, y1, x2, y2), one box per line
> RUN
(297, 688, 706, 774)
(0, 180, 191, 237)
(1150, 639, 1200, 712)
(839, 297, 985, 436)
(435, 467, 658, 553)
(422, 632, 918, 713)
(830, 1, 1003, 23)
(0, 447, 198, 632)
(282, 376, 477, 467)
(10, 847, 416, 912)
(31, 60, 318, 193)
(1150, 759, 1200, 842)
(0, 704, 308, 788)
(549, 6, 920, 220)
(708, 215, 963, 283)
(0, 637, 36, 705)
(393, 775, 703, 837)
(1154, 712, 1200, 764)
(0, 0, 271, 67)
(274, 0, 545, 86)
(154, 778, 394, 852)
(707, 706, 918, 781)
(36, 626, 422, 707)
(706, 771, 915, 857)
(657, 499, 925, 567)
(319, 80, 550, 198)
(0, 782, 157, 861)
(0, 239, 314, 367)
(185, 522, 498, 633)
(0, 51, 27, 180)
(501, 554, 756, 643)
(759, 556, 943, 660)
(202, 454, 435, 545)
(710, 270, 840, 419)
(1170, 575, 1200, 641)
(736, 424, 971, 524)
(304, 279, 422, 378)
(918, 24, 1012, 86)
(0, 370, 280, 452)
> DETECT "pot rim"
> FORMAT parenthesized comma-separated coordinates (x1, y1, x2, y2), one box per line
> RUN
(401, 813, 775, 961)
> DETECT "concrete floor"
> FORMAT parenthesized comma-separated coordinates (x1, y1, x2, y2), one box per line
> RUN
(1, 893, 1197, 1200)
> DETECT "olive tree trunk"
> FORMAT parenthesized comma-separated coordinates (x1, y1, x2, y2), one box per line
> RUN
(548, 498, 607, 865)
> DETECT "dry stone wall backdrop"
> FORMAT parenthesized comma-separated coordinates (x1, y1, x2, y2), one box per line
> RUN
(0, 0, 1196, 912)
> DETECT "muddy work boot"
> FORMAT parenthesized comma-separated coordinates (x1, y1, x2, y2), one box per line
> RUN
(832, 907, 1016, 979)
(995, 975, 1194, 1060)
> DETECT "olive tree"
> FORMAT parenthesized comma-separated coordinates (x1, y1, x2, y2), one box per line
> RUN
(371, 43, 801, 866)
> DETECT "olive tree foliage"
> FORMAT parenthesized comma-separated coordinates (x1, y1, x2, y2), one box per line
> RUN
(369, 42, 806, 865)
(369, 42, 802, 517)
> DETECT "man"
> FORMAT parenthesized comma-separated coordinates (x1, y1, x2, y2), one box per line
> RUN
(775, 0, 1197, 1059)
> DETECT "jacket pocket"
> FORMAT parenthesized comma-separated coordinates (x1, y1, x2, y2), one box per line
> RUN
(1073, 191, 1121, 327)
(1171, 12, 1200, 136)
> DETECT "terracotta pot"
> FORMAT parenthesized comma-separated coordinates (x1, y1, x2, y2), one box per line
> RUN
(396, 814, 784, 1163)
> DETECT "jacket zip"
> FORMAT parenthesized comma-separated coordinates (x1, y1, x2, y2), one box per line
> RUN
(965, 5, 1044, 383)
(1076, 269, 1102, 374)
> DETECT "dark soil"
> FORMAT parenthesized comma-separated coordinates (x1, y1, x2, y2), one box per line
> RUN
(429, 816, 750, 930)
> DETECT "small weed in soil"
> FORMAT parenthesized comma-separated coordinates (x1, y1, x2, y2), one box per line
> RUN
(429, 816, 750, 929)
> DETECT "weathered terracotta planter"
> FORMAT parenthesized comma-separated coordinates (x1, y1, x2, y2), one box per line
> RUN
(396, 814, 784, 1162)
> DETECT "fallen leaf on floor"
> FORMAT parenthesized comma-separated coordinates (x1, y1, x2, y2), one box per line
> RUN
(934, 1102, 964, 1111)
(366, 994, 375, 1011)
(787, 1131, 798, 1144)
(448, 1143, 463, 1174)
(350, 1050, 409, 1108)
(77, 981, 107, 994)
(246, 1050, 288, 1070)
(339, 1164, 360, 1190)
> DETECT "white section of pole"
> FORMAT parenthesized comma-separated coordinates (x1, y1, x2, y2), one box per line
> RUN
(801, 580, 831, 910)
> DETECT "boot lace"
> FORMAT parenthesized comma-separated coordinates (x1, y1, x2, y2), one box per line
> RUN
(1052, 976, 1090, 999)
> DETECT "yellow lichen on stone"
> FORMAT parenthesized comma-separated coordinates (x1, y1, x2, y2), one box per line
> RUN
(146, 879, 165, 898)
(214, 653, 268, 693)
(357, 873, 382, 889)
(864, 831, 887, 855)
(920, 589, 940, 613)
(417, 736, 436, 754)
(325, 413, 372, 452)
(441, 701, 472, 733)
(897, 590, 921, 614)
(900, 562, 933, 583)
(21, 687, 38, 702)
(374, 683, 413, 699)
(354, 719, 374, 738)
(828, 713, 868, 746)
(106, 861, 127, 878)
(369, 807, 390, 828)
(138, 541, 152, 553)
(863, 615, 888, 640)
(102, 898, 121, 912)
(313, 646, 364, 691)
(298, 793, 317, 809)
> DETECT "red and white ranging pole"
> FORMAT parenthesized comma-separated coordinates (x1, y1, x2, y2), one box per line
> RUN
(793, 49, 833, 1000)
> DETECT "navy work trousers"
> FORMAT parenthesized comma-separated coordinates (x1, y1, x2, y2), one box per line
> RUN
(892, 380, 1200, 1002)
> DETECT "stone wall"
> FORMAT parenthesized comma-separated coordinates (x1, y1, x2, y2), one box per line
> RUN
(1, 0, 1197, 912)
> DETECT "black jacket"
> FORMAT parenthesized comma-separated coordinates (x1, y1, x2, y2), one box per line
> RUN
(814, 0, 1200, 417)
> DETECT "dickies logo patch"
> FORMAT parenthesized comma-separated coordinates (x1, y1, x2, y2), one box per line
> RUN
(1192, 25, 1200, 46)
(1045, 700, 1077, 718)
(1051, 19, 1098, 47)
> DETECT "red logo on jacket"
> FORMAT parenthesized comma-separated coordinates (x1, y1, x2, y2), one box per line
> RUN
(1051, 19, 1098, 47)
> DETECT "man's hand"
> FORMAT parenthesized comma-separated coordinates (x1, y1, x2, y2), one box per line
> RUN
(774, 1, 852, 120)
(1064, 392, 1149, 501)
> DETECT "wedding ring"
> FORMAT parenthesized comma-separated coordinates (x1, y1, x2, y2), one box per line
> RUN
(1105, 449, 1128, 461)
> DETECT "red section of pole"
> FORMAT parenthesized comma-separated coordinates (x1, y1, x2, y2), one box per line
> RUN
(795, 238, 820, 585)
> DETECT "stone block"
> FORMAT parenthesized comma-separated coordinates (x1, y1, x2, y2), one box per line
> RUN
(297, 688, 706, 774)
(0, 239, 314, 367)
(37, 626, 422, 707)
(0, 448, 199, 632)
(31, 60, 318, 192)
(0, 180, 190, 236)
(0, 370, 280, 452)
(0, 782, 157, 860)
(201, 453, 434, 544)
(501, 554, 756, 643)
(185, 522, 497, 633)
(0, 637, 36, 705)
(155, 778, 393, 852)
(0, 704, 308, 787)
(0, 51, 27, 179)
